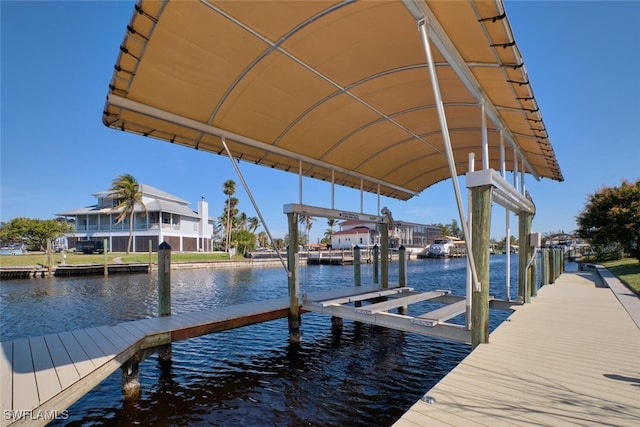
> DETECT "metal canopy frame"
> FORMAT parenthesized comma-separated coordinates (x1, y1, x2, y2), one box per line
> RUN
(107, 94, 419, 199)
(402, 0, 539, 179)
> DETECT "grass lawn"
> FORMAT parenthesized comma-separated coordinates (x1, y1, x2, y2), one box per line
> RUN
(601, 258, 640, 295)
(0, 251, 241, 267)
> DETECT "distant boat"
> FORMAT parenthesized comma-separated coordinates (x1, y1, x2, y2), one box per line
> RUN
(425, 238, 458, 258)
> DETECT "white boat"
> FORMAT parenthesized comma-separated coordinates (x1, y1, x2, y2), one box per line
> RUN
(426, 238, 456, 258)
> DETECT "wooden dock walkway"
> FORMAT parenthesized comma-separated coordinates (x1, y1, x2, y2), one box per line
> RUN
(0, 297, 292, 426)
(393, 269, 640, 427)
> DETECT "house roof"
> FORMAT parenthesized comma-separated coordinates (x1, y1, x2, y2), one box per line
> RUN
(333, 226, 374, 236)
(92, 183, 189, 205)
(55, 201, 199, 219)
(103, 0, 562, 202)
(56, 183, 199, 218)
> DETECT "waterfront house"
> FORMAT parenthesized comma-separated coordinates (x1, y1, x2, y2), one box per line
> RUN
(56, 184, 215, 253)
(331, 219, 441, 251)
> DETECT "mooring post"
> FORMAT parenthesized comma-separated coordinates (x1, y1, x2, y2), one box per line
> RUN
(121, 357, 140, 402)
(148, 239, 152, 274)
(518, 213, 532, 302)
(354, 245, 361, 286)
(548, 249, 554, 284)
(398, 246, 407, 288)
(380, 222, 389, 288)
(471, 185, 492, 349)
(398, 245, 408, 315)
(373, 245, 379, 284)
(103, 238, 108, 276)
(551, 248, 557, 284)
(158, 343, 172, 368)
(46, 240, 54, 273)
(531, 250, 538, 297)
(158, 241, 171, 316)
(352, 245, 362, 309)
(287, 212, 302, 343)
(540, 248, 547, 286)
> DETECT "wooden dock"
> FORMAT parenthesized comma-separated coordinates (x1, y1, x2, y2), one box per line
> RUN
(0, 263, 149, 280)
(393, 269, 640, 427)
(0, 297, 292, 426)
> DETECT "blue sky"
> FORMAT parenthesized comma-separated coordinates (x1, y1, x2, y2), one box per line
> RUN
(1, 1, 639, 243)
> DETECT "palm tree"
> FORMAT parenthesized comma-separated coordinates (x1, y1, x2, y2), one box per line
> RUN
(299, 215, 316, 249)
(238, 212, 248, 231)
(248, 217, 260, 233)
(109, 174, 144, 254)
(223, 180, 236, 252)
(257, 231, 268, 248)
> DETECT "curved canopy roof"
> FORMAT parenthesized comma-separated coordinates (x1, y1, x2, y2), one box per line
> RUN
(103, 0, 562, 201)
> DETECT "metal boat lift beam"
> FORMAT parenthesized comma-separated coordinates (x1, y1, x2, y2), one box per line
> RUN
(283, 203, 382, 223)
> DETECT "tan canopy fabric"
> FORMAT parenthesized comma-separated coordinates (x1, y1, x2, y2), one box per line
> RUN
(103, 0, 563, 201)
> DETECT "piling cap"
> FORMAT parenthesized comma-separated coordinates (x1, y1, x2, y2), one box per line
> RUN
(159, 241, 171, 250)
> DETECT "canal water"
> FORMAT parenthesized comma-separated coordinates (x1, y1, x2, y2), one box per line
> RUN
(2, 255, 530, 426)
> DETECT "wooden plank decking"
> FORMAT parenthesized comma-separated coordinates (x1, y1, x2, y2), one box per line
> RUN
(0, 297, 293, 427)
(393, 270, 640, 427)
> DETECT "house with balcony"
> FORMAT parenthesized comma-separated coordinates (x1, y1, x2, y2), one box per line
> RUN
(56, 184, 215, 253)
(330, 219, 441, 252)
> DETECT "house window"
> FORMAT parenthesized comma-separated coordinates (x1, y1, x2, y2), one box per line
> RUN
(149, 212, 159, 225)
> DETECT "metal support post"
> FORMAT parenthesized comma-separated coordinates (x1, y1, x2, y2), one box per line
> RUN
(418, 19, 480, 293)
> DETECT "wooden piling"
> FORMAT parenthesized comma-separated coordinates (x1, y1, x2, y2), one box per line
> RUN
(373, 245, 379, 284)
(158, 343, 172, 368)
(158, 241, 171, 316)
(398, 245, 408, 315)
(398, 246, 407, 288)
(103, 239, 108, 276)
(354, 245, 361, 286)
(121, 359, 140, 401)
(287, 212, 302, 343)
(540, 248, 549, 287)
(471, 185, 492, 349)
(46, 240, 54, 273)
(531, 250, 538, 297)
(518, 212, 532, 302)
(380, 222, 389, 288)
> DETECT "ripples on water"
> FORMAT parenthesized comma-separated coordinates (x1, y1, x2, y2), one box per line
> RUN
(1, 256, 527, 426)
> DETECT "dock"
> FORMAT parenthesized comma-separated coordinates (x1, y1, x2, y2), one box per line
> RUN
(393, 268, 640, 427)
(0, 263, 149, 279)
(0, 296, 293, 426)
